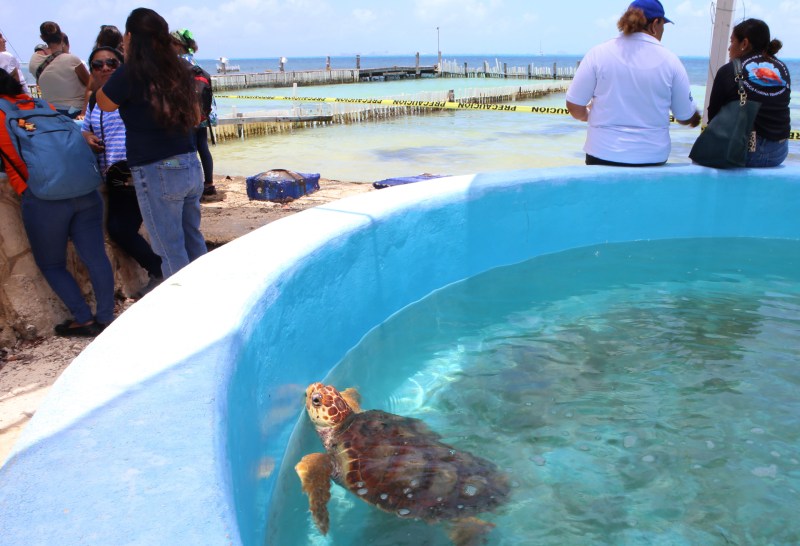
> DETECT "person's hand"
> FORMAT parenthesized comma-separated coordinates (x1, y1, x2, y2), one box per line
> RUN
(82, 131, 104, 152)
(679, 111, 701, 128)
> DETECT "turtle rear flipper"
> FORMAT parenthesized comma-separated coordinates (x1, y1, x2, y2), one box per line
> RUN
(295, 452, 333, 534)
(447, 517, 496, 546)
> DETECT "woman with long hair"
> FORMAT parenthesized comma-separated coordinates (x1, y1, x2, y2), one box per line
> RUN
(97, 7, 207, 278)
(565, 0, 700, 166)
(706, 18, 791, 167)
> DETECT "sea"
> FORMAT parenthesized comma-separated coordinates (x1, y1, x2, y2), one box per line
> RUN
(22, 53, 800, 181)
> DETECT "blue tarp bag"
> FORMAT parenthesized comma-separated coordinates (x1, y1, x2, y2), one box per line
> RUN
(246, 169, 320, 202)
(0, 96, 102, 199)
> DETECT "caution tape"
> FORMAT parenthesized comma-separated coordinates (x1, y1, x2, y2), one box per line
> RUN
(215, 94, 571, 114)
(216, 94, 800, 140)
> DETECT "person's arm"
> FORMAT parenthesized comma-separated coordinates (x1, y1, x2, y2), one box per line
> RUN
(566, 100, 590, 122)
(706, 63, 736, 122)
(96, 88, 119, 112)
(676, 111, 701, 127)
(75, 62, 90, 86)
(74, 62, 90, 117)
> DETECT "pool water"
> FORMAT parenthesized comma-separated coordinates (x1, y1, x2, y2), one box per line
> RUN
(269, 238, 800, 545)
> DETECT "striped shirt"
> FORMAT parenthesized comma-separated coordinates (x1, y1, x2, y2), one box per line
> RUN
(82, 101, 127, 174)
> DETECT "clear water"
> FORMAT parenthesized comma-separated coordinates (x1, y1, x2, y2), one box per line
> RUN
(270, 238, 800, 545)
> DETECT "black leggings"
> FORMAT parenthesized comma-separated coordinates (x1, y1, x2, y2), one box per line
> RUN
(585, 154, 666, 167)
(106, 189, 162, 278)
(196, 126, 214, 185)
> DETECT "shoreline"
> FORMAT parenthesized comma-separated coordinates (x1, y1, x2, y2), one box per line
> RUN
(0, 174, 373, 464)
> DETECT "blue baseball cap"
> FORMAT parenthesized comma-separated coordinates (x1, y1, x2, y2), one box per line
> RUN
(630, 0, 673, 24)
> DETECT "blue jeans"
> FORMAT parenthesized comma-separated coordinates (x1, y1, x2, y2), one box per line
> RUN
(21, 189, 115, 324)
(746, 136, 789, 168)
(131, 152, 207, 278)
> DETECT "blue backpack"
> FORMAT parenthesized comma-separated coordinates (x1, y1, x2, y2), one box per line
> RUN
(0, 96, 102, 200)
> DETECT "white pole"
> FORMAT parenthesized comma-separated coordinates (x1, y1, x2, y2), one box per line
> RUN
(703, 0, 737, 124)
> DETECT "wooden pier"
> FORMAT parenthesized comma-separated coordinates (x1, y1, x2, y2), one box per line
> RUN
(209, 55, 576, 90)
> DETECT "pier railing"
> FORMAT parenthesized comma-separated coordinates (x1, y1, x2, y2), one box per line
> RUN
(439, 58, 577, 80)
(212, 69, 361, 91)
(209, 57, 577, 90)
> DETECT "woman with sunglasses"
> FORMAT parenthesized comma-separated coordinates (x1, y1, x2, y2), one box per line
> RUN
(96, 8, 206, 279)
(82, 47, 163, 297)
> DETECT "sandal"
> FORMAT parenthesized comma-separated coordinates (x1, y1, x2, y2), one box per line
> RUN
(54, 319, 102, 337)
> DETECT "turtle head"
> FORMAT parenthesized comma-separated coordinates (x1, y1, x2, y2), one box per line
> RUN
(304, 382, 353, 429)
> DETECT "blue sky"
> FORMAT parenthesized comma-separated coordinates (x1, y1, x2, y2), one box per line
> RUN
(3, 1, 799, 61)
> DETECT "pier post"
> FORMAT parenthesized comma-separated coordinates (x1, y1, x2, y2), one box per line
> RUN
(463, 62, 468, 77)
(416, 52, 420, 78)
(553, 62, 558, 79)
(356, 55, 360, 69)
(326, 56, 331, 71)
(503, 62, 508, 79)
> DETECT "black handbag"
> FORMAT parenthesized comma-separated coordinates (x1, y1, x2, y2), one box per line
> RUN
(100, 110, 136, 193)
(689, 58, 761, 169)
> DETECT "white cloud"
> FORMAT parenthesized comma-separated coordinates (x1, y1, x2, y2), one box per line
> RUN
(352, 8, 377, 24)
(675, 1, 705, 18)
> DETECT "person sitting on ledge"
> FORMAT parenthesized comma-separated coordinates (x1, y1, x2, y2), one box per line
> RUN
(565, 0, 700, 166)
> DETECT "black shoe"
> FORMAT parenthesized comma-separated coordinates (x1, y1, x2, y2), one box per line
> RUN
(202, 184, 217, 196)
(54, 319, 102, 337)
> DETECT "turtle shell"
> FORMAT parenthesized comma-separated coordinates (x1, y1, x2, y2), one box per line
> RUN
(328, 409, 509, 522)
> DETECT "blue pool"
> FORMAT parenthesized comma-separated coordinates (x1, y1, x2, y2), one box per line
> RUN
(1, 166, 798, 545)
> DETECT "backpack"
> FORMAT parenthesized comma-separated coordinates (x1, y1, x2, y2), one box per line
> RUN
(0, 96, 102, 199)
(190, 64, 213, 121)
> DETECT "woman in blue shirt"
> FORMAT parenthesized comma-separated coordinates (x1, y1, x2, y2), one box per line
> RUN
(96, 7, 206, 278)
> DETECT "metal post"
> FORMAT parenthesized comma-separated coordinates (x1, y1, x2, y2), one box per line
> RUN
(436, 27, 442, 76)
(704, 0, 737, 124)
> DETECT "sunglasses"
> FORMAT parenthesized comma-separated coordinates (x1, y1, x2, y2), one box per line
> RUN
(91, 58, 120, 70)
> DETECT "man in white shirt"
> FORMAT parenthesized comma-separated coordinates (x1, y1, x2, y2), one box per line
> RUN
(0, 33, 30, 94)
(566, 0, 700, 166)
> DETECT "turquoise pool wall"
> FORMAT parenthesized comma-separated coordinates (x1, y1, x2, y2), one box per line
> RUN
(1, 166, 798, 545)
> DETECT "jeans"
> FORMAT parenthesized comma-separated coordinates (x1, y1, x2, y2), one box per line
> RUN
(106, 189, 162, 278)
(21, 189, 115, 324)
(746, 137, 789, 168)
(131, 152, 207, 278)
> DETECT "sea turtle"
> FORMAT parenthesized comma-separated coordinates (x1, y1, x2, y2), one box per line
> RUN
(295, 382, 509, 545)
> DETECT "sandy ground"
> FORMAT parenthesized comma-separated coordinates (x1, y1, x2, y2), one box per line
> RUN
(0, 174, 373, 463)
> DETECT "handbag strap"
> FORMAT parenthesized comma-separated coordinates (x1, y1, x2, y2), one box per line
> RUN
(35, 51, 63, 81)
(733, 58, 747, 106)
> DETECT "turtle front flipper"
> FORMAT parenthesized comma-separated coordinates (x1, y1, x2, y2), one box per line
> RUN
(295, 452, 334, 535)
(340, 387, 362, 413)
(447, 517, 496, 546)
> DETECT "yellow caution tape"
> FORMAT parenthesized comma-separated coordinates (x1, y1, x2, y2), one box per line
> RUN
(216, 94, 571, 114)
(216, 95, 800, 140)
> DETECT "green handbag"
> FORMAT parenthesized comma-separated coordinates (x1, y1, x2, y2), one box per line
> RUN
(689, 58, 761, 169)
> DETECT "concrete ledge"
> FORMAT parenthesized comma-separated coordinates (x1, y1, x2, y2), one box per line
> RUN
(1, 166, 798, 545)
